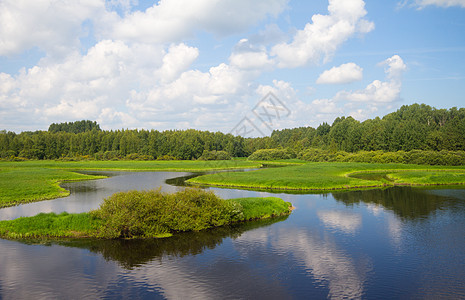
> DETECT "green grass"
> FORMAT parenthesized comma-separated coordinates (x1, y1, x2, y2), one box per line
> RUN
(188, 162, 465, 191)
(0, 160, 261, 208)
(388, 170, 465, 185)
(0, 212, 102, 239)
(0, 189, 293, 240)
(0, 167, 106, 208)
(231, 197, 293, 220)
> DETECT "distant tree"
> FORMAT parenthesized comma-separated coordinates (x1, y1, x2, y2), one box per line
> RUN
(48, 120, 101, 133)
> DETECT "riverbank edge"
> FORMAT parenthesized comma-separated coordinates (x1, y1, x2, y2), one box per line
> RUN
(0, 172, 107, 209)
(0, 197, 293, 240)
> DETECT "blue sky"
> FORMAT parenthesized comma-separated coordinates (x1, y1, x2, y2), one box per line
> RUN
(0, 0, 464, 134)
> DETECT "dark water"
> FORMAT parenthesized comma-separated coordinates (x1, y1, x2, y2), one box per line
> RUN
(1, 172, 465, 299)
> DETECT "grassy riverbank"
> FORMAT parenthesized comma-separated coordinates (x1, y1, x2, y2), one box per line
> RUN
(188, 162, 465, 191)
(0, 160, 261, 208)
(0, 167, 106, 208)
(0, 189, 292, 240)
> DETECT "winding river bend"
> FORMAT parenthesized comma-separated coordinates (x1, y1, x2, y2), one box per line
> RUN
(1, 171, 465, 299)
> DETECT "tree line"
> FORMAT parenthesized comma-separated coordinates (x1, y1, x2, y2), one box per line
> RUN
(271, 103, 465, 152)
(0, 128, 248, 160)
(1, 103, 464, 161)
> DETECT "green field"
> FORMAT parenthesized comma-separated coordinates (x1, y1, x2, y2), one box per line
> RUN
(188, 162, 465, 191)
(0, 160, 261, 208)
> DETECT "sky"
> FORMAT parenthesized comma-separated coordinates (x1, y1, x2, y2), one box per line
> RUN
(0, 0, 464, 135)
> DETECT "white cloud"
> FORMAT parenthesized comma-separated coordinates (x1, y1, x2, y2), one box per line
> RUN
(311, 99, 343, 114)
(0, 0, 105, 56)
(105, 0, 288, 43)
(293, 55, 406, 125)
(0, 0, 388, 132)
(125, 61, 261, 131)
(157, 43, 199, 83)
(317, 62, 363, 84)
(335, 55, 406, 104)
(0, 0, 287, 57)
(271, 0, 374, 68)
(0, 40, 171, 129)
(229, 38, 276, 70)
(230, 51, 274, 70)
(382, 54, 407, 79)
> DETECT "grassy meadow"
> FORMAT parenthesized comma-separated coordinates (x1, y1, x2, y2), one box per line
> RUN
(188, 162, 465, 191)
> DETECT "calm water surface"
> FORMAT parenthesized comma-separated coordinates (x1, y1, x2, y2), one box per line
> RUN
(1, 171, 465, 299)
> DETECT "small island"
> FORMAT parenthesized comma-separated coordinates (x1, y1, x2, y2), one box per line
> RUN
(0, 188, 293, 240)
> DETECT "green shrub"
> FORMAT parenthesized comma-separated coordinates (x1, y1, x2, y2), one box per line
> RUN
(198, 150, 232, 161)
(298, 148, 333, 162)
(248, 148, 295, 161)
(298, 148, 465, 166)
(91, 188, 244, 238)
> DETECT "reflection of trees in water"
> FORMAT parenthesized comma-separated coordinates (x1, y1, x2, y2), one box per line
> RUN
(332, 187, 462, 220)
(48, 216, 288, 269)
(165, 173, 205, 186)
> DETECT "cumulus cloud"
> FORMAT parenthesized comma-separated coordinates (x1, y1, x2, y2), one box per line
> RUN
(293, 55, 406, 125)
(271, 0, 374, 68)
(157, 43, 199, 83)
(335, 55, 406, 103)
(0, 0, 287, 57)
(317, 62, 363, 84)
(0, 0, 105, 56)
(229, 39, 274, 70)
(311, 99, 343, 114)
(125, 61, 262, 131)
(0, 0, 382, 132)
(105, 0, 288, 43)
(0, 40, 169, 129)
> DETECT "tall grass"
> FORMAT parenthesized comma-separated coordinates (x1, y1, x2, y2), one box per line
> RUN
(232, 197, 292, 220)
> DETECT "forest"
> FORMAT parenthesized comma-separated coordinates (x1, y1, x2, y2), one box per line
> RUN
(1, 103, 465, 164)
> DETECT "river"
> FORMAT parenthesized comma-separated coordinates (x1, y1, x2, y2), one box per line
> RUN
(0, 171, 464, 299)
